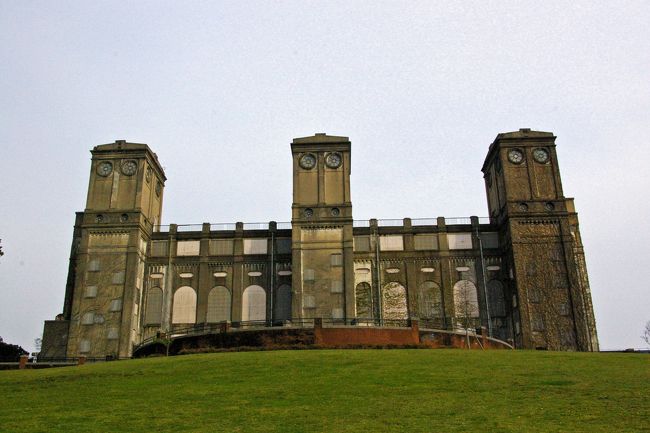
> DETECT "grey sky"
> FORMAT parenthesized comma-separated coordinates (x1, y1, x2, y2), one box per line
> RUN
(1, 1, 648, 351)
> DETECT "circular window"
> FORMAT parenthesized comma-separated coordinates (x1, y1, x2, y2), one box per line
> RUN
(533, 148, 550, 164)
(508, 149, 525, 164)
(95, 214, 104, 223)
(120, 213, 129, 222)
(544, 202, 555, 211)
(518, 203, 529, 212)
(121, 160, 138, 176)
(304, 208, 314, 218)
(299, 153, 317, 170)
(97, 161, 113, 177)
(331, 207, 340, 216)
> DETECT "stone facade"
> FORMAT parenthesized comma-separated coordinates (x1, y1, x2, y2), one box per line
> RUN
(41, 130, 599, 358)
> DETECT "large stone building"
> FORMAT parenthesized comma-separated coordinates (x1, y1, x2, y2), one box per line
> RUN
(41, 130, 599, 358)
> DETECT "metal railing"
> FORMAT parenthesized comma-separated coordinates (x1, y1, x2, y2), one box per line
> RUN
(176, 224, 204, 232)
(377, 219, 404, 227)
(445, 217, 472, 225)
(243, 222, 269, 230)
(411, 218, 438, 226)
(210, 223, 237, 231)
(154, 218, 491, 233)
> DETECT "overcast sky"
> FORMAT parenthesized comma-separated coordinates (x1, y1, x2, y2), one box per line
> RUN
(1, 1, 648, 351)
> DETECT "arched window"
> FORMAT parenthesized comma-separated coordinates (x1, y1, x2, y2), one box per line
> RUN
(172, 286, 197, 324)
(242, 285, 266, 321)
(487, 280, 506, 317)
(274, 284, 292, 322)
(382, 282, 408, 320)
(453, 280, 479, 319)
(418, 281, 443, 318)
(145, 287, 163, 325)
(355, 282, 372, 318)
(206, 286, 231, 323)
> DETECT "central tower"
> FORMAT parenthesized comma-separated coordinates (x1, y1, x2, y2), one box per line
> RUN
(290, 133, 355, 320)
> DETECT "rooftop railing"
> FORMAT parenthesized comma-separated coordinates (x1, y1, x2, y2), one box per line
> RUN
(153, 216, 493, 234)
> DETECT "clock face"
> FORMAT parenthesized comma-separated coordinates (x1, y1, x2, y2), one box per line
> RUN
(299, 153, 317, 170)
(121, 160, 138, 176)
(325, 152, 342, 169)
(533, 148, 550, 163)
(508, 149, 524, 164)
(97, 161, 113, 177)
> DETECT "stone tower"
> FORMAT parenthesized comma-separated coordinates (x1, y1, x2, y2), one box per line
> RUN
(56, 141, 166, 358)
(290, 134, 355, 320)
(482, 129, 598, 350)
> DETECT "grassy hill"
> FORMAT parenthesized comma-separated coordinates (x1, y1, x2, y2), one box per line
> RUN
(0, 349, 647, 432)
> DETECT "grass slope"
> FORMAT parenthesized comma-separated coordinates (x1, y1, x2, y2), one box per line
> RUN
(1, 350, 648, 433)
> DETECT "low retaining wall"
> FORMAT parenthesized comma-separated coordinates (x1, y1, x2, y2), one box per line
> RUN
(314, 318, 420, 347)
(133, 320, 512, 357)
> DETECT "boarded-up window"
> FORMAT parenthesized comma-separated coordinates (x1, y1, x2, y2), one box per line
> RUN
(304, 295, 316, 308)
(79, 339, 90, 353)
(145, 287, 163, 325)
(206, 286, 231, 322)
(380, 235, 404, 251)
(354, 236, 370, 252)
(151, 241, 169, 257)
(87, 259, 100, 272)
(304, 269, 315, 282)
(481, 232, 499, 249)
(177, 240, 200, 256)
(418, 281, 443, 318)
(243, 238, 267, 255)
(85, 286, 98, 298)
(242, 285, 266, 321)
(453, 280, 479, 318)
(487, 280, 506, 317)
(382, 282, 408, 320)
(276, 239, 292, 254)
(81, 312, 95, 325)
(532, 315, 545, 331)
(209, 239, 233, 256)
(559, 303, 570, 316)
(330, 254, 343, 267)
(109, 299, 122, 312)
(274, 284, 292, 321)
(448, 233, 473, 250)
(107, 328, 119, 340)
(414, 234, 438, 250)
(330, 280, 343, 293)
(112, 271, 125, 284)
(355, 283, 372, 318)
(172, 286, 196, 323)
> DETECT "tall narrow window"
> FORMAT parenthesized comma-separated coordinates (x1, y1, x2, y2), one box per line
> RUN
(453, 280, 479, 319)
(355, 282, 372, 318)
(206, 286, 231, 323)
(382, 282, 408, 320)
(145, 287, 163, 325)
(242, 285, 266, 321)
(418, 281, 443, 318)
(487, 280, 506, 317)
(172, 286, 197, 324)
(274, 284, 292, 322)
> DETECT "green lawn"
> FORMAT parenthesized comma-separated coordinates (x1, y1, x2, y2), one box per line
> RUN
(1, 350, 648, 432)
